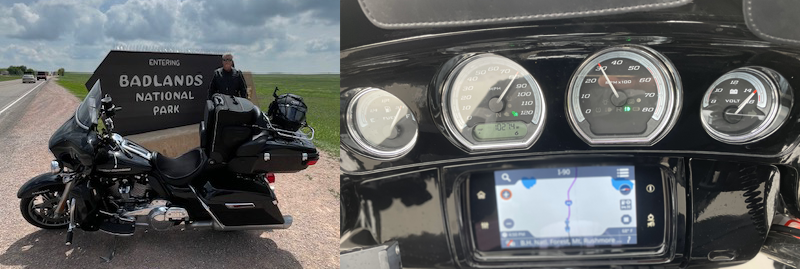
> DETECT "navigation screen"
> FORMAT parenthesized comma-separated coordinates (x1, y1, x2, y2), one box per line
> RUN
(494, 166, 637, 249)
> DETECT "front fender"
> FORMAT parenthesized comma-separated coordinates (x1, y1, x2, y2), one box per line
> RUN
(17, 173, 64, 198)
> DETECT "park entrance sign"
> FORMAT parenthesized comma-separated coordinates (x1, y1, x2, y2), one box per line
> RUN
(86, 50, 221, 135)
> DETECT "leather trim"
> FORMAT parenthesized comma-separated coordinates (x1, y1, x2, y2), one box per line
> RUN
(359, 0, 692, 29)
(744, 0, 800, 46)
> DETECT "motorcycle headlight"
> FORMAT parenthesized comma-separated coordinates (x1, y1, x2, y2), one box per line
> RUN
(50, 160, 61, 174)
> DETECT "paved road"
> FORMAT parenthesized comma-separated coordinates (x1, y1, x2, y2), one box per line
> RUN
(0, 79, 47, 136)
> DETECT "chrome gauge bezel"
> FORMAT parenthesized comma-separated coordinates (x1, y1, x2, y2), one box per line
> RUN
(566, 45, 682, 146)
(345, 87, 418, 159)
(700, 67, 793, 145)
(440, 53, 547, 152)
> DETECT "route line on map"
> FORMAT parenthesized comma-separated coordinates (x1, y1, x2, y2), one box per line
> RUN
(565, 167, 578, 235)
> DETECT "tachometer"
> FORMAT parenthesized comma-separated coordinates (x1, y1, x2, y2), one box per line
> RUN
(566, 45, 681, 146)
(346, 88, 418, 159)
(700, 67, 793, 144)
(441, 53, 546, 152)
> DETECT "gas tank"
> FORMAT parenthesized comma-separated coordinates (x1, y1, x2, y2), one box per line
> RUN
(95, 135, 153, 176)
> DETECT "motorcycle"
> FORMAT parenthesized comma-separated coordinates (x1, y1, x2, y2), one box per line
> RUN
(16, 81, 318, 245)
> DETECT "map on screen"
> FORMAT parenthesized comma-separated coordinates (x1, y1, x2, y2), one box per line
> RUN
(494, 166, 637, 249)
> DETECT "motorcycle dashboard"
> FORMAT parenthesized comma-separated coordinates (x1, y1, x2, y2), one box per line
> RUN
(340, 0, 795, 268)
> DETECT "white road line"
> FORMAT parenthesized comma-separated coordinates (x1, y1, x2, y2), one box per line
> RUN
(0, 80, 47, 116)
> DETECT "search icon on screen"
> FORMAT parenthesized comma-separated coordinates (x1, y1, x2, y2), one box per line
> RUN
(501, 173, 511, 182)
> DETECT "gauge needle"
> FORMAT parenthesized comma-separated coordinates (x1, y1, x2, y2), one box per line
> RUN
(725, 112, 765, 118)
(497, 72, 520, 101)
(735, 91, 756, 114)
(597, 64, 619, 98)
(389, 106, 405, 128)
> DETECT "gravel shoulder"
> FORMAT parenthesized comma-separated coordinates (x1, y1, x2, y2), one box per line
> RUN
(0, 80, 339, 268)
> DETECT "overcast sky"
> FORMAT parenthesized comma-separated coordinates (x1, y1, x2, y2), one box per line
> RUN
(0, 0, 339, 73)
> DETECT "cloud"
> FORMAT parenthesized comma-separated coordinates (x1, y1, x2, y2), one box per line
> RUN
(192, 0, 340, 27)
(104, 0, 177, 41)
(305, 38, 340, 53)
(0, 0, 340, 73)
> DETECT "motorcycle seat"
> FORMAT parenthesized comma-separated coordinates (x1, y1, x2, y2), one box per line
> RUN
(152, 148, 207, 186)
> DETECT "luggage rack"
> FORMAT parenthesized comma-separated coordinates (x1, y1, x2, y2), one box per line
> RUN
(260, 113, 315, 141)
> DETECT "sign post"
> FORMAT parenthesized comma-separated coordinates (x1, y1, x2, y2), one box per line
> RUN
(86, 51, 221, 135)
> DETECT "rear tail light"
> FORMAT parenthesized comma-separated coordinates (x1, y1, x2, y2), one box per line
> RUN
(265, 172, 276, 184)
(306, 159, 318, 166)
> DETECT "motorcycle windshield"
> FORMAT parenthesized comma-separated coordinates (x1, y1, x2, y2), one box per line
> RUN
(48, 81, 102, 169)
(75, 80, 102, 130)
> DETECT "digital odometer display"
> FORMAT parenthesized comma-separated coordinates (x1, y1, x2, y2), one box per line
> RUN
(567, 45, 680, 146)
(493, 166, 638, 249)
(473, 121, 528, 141)
(442, 53, 546, 152)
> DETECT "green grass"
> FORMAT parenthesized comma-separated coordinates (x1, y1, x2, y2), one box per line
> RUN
(56, 72, 340, 156)
(0, 75, 22, 82)
(56, 72, 93, 100)
(251, 74, 340, 156)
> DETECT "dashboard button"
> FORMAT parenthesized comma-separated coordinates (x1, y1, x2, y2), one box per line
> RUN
(621, 215, 632, 224)
(504, 219, 514, 229)
(646, 184, 655, 193)
(500, 189, 512, 200)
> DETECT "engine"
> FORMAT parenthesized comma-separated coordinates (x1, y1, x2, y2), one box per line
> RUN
(106, 175, 189, 231)
(108, 175, 151, 207)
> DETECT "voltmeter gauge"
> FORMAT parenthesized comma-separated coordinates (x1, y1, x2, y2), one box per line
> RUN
(346, 88, 418, 159)
(700, 67, 793, 144)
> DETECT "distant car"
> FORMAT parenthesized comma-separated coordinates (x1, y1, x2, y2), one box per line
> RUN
(36, 71, 46, 80)
(22, 74, 35, 83)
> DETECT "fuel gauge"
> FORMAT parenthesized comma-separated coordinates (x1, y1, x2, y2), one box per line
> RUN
(346, 88, 418, 159)
(700, 67, 793, 144)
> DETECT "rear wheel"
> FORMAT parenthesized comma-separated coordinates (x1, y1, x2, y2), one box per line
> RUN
(20, 191, 69, 229)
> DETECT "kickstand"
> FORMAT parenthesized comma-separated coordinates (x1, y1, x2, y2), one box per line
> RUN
(65, 198, 76, 246)
(100, 236, 119, 263)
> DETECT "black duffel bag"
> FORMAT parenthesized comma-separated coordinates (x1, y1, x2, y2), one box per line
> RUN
(267, 87, 307, 131)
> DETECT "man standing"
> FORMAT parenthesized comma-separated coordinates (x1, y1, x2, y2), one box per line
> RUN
(208, 53, 248, 99)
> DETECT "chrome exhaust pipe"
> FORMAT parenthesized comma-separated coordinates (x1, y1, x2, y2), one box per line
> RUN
(186, 220, 213, 229)
(187, 215, 293, 231)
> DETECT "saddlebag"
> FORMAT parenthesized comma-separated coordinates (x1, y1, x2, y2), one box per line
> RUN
(228, 131, 318, 174)
(196, 169, 285, 226)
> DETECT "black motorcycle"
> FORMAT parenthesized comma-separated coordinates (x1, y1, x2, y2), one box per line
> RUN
(16, 81, 318, 245)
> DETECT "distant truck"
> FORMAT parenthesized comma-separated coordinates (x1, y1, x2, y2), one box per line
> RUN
(36, 71, 46, 80)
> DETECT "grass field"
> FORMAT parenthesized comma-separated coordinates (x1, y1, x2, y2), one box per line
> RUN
(56, 72, 92, 100)
(0, 75, 21, 82)
(56, 72, 340, 155)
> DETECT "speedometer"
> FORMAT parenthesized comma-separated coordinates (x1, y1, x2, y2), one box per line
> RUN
(566, 45, 682, 146)
(441, 53, 546, 152)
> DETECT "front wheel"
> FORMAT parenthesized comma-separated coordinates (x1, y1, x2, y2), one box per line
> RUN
(20, 191, 69, 229)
